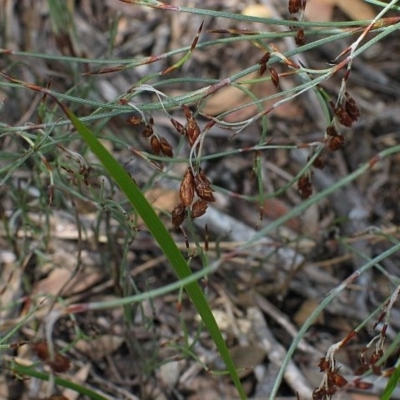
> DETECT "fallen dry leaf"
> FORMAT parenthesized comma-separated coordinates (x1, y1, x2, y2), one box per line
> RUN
(200, 71, 258, 117)
(241, 4, 272, 18)
(145, 188, 179, 213)
(306, 0, 375, 21)
(74, 335, 124, 361)
(336, 0, 376, 20)
(34, 266, 103, 298)
(294, 298, 324, 327)
(230, 345, 266, 378)
(305, 0, 335, 22)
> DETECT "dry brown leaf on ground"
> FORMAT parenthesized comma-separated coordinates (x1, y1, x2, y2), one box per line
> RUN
(145, 188, 179, 213)
(336, 0, 376, 20)
(305, 0, 335, 22)
(201, 73, 303, 122)
(294, 298, 325, 327)
(33, 266, 103, 298)
(230, 345, 266, 378)
(241, 4, 272, 18)
(74, 335, 124, 361)
(262, 198, 302, 232)
(306, 0, 376, 21)
(200, 71, 258, 118)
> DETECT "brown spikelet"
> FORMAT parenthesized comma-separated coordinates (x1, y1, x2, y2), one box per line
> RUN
(198, 168, 211, 184)
(295, 28, 306, 45)
(326, 125, 338, 136)
(170, 117, 186, 135)
(194, 173, 215, 202)
(179, 168, 195, 206)
(327, 134, 345, 151)
(159, 137, 173, 157)
(344, 91, 360, 122)
(312, 155, 325, 169)
(329, 371, 348, 388)
(150, 135, 161, 155)
(187, 118, 201, 147)
(335, 106, 353, 127)
(172, 203, 186, 227)
(317, 357, 331, 372)
(181, 105, 201, 147)
(127, 116, 142, 126)
(297, 175, 312, 199)
(141, 124, 153, 137)
(259, 51, 270, 76)
(191, 199, 208, 219)
(288, 0, 302, 14)
(268, 66, 280, 88)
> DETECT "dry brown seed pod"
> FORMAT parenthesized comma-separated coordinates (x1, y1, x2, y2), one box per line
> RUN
(194, 178, 215, 202)
(150, 136, 161, 155)
(127, 116, 142, 126)
(295, 28, 306, 45)
(159, 137, 173, 158)
(335, 106, 353, 127)
(344, 92, 360, 121)
(326, 125, 338, 136)
(317, 357, 331, 372)
(141, 124, 153, 137)
(172, 203, 186, 227)
(268, 66, 280, 88)
(327, 134, 345, 151)
(179, 168, 195, 207)
(170, 117, 186, 135)
(330, 371, 348, 388)
(312, 387, 326, 400)
(288, 0, 302, 14)
(191, 199, 208, 219)
(198, 168, 211, 184)
(312, 155, 325, 169)
(187, 118, 201, 147)
(259, 51, 270, 76)
(297, 175, 312, 199)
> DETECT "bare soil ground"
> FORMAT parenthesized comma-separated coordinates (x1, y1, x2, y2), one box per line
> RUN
(1, 1, 400, 399)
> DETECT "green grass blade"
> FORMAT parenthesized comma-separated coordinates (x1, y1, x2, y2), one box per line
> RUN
(381, 360, 400, 400)
(63, 107, 246, 399)
(12, 362, 107, 400)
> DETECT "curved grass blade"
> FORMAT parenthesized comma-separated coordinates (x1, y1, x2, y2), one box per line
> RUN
(62, 106, 246, 399)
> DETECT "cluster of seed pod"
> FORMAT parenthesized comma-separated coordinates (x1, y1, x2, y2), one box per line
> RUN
(297, 172, 313, 199)
(169, 105, 201, 148)
(127, 104, 214, 227)
(313, 356, 373, 400)
(172, 167, 215, 227)
(325, 91, 360, 151)
(127, 116, 174, 158)
(288, 0, 307, 45)
(296, 91, 360, 198)
(259, 51, 280, 88)
(334, 91, 360, 128)
(170, 106, 215, 227)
